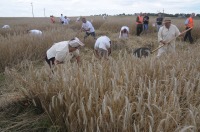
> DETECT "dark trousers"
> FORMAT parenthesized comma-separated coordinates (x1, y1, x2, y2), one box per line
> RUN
(136, 24, 143, 36)
(45, 56, 55, 68)
(184, 27, 193, 44)
(84, 32, 96, 40)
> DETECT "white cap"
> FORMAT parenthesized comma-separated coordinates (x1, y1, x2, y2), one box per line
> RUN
(69, 37, 85, 47)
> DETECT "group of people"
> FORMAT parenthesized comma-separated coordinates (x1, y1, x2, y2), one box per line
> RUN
(1, 13, 196, 69)
(45, 35, 111, 68)
(135, 12, 195, 45)
(45, 17, 110, 68)
(45, 12, 196, 68)
(136, 12, 165, 36)
(157, 13, 195, 57)
(50, 14, 70, 25)
(59, 14, 70, 25)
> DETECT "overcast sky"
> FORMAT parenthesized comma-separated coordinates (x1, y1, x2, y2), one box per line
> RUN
(0, 0, 199, 17)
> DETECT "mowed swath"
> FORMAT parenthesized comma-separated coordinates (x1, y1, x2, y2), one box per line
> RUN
(1, 16, 200, 131)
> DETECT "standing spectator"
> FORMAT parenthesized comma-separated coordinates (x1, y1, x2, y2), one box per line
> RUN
(184, 13, 195, 44)
(119, 26, 129, 39)
(157, 17, 181, 57)
(136, 12, 143, 36)
(94, 36, 111, 60)
(156, 14, 163, 32)
(64, 16, 69, 25)
(81, 17, 96, 41)
(60, 14, 65, 24)
(50, 15, 55, 23)
(143, 13, 149, 33)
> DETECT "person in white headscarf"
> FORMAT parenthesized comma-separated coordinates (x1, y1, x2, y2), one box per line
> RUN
(45, 37, 85, 67)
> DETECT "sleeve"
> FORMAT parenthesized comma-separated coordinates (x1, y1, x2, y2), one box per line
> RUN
(158, 27, 163, 43)
(88, 22, 93, 29)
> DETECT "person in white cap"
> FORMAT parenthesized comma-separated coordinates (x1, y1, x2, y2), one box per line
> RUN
(157, 17, 181, 57)
(94, 36, 111, 59)
(119, 26, 129, 39)
(2, 25, 10, 29)
(28, 29, 42, 35)
(81, 17, 96, 41)
(45, 37, 84, 67)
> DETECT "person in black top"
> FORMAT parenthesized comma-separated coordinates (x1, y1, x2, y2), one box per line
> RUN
(156, 14, 163, 32)
(143, 13, 149, 33)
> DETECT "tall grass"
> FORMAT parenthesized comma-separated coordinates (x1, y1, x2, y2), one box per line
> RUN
(1, 16, 200, 131)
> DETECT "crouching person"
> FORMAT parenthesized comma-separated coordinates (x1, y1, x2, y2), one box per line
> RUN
(119, 26, 129, 39)
(94, 36, 111, 60)
(45, 37, 84, 68)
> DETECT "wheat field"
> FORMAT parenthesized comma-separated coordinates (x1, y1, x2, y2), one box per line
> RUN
(0, 16, 200, 131)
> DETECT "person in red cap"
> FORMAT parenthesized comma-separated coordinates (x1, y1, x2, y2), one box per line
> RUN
(45, 37, 84, 67)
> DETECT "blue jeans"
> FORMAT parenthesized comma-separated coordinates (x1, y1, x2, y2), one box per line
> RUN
(143, 24, 148, 31)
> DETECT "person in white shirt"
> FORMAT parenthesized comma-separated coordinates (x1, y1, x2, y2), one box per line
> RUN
(63, 16, 69, 25)
(94, 36, 111, 59)
(119, 26, 129, 39)
(2, 25, 10, 29)
(45, 37, 84, 67)
(81, 17, 96, 41)
(60, 14, 65, 24)
(28, 29, 42, 35)
(157, 17, 181, 57)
